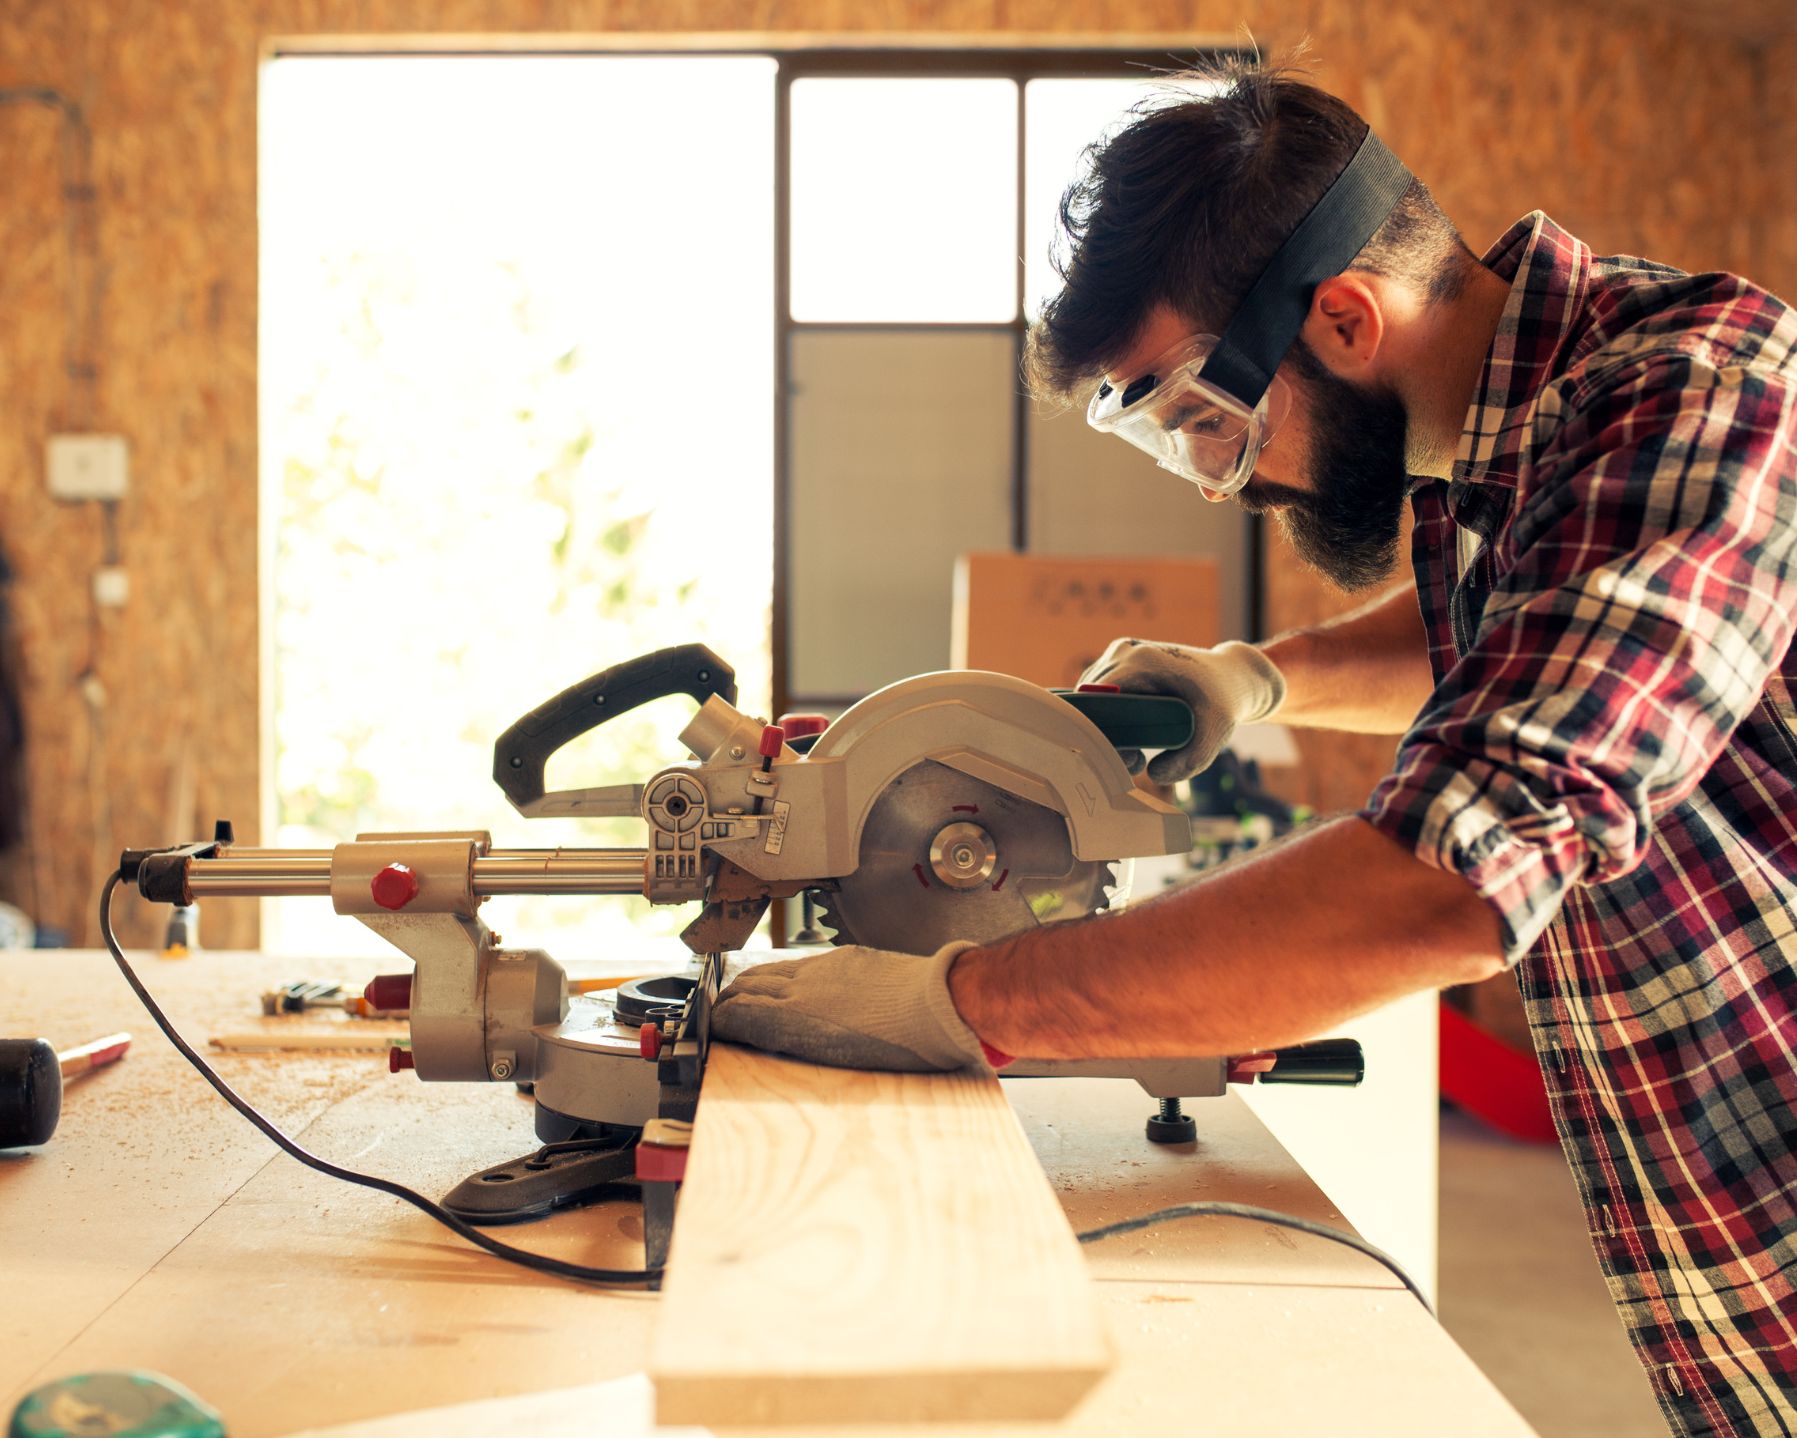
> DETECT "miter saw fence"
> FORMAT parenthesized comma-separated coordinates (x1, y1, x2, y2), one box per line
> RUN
(114, 644, 1361, 1257)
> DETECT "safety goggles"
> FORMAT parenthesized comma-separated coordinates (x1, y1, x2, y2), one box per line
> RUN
(1086, 335, 1292, 497)
(1084, 128, 1414, 498)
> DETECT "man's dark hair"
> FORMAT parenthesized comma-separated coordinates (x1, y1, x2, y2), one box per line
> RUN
(1027, 59, 1478, 403)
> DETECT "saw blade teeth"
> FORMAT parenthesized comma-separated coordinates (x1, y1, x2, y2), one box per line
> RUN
(1100, 859, 1130, 911)
(808, 895, 854, 946)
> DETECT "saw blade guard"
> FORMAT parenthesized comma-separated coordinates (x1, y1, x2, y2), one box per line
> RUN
(796, 669, 1189, 872)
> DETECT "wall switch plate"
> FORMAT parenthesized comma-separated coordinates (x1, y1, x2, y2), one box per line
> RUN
(47, 433, 130, 501)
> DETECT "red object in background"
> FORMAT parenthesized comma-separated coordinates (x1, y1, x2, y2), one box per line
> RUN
(1075, 682, 1121, 693)
(1439, 1000, 1558, 1144)
(370, 863, 419, 911)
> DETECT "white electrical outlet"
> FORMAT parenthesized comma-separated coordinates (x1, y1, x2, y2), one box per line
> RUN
(47, 433, 130, 502)
(93, 566, 129, 608)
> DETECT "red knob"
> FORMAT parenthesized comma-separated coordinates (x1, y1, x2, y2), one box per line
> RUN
(1076, 682, 1121, 693)
(364, 973, 413, 1012)
(388, 1045, 415, 1074)
(639, 1022, 663, 1061)
(776, 712, 829, 739)
(758, 724, 786, 759)
(371, 863, 419, 911)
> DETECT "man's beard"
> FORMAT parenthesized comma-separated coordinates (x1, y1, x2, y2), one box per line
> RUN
(1239, 369, 1411, 592)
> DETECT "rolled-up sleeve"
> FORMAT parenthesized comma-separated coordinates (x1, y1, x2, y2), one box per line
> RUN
(1363, 354, 1797, 962)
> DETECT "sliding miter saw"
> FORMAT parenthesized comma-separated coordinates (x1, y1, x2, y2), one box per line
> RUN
(119, 644, 1360, 1257)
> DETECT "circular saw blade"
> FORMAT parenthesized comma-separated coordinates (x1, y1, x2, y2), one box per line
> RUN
(817, 760, 1117, 955)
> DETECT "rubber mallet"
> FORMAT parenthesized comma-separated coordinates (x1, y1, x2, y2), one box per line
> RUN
(0, 1032, 131, 1148)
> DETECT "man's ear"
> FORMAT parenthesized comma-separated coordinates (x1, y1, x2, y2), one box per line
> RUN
(1299, 273, 1385, 375)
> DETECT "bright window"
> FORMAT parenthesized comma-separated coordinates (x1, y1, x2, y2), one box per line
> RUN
(259, 55, 776, 955)
(789, 78, 1018, 323)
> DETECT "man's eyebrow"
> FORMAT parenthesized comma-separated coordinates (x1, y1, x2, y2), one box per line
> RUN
(1159, 400, 1218, 433)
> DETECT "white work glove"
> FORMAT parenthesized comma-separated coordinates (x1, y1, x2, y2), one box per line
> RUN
(1082, 638, 1285, 784)
(711, 942, 993, 1073)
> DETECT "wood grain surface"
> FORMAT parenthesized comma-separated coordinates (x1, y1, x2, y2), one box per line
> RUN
(3, 949, 1534, 1437)
(649, 1042, 1112, 1425)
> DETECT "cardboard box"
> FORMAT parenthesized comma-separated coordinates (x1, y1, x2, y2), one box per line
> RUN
(951, 552, 1221, 688)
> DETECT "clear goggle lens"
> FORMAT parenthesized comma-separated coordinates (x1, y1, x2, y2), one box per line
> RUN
(1086, 336, 1290, 497)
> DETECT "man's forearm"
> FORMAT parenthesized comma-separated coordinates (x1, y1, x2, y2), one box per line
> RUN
(1258, 582, 1434, 734)
(948, 816, 1504, 1061)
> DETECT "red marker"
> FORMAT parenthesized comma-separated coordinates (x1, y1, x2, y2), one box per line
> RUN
(57, 1032, 132, 1080)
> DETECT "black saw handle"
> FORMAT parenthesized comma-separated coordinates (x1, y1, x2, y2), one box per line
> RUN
(492, 644, 737, 812)
(1050, 690, 1195, 752)
(1261, 1038, 1365, 1086)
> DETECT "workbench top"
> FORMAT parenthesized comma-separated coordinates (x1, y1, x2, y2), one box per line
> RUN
(0, 949, 1533, 1436)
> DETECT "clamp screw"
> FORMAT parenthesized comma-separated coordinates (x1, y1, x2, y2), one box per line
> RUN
(490, 1057, 514, 1081)
(370, 862, 420, 911)
(364, 973, 413, 1012)
(640, 1022, 663, 1061)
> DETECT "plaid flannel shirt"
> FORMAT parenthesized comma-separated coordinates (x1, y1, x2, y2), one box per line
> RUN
(1361, 213, 1797, 1435)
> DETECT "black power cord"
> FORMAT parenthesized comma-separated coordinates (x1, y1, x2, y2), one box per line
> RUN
(1078, 1201, 1434, 1316)
(98, 872, 659, 1287)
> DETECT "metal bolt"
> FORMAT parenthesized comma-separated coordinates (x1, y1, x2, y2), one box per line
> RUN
(729, 745, 746, 760)
(490, 1057, 514, 1081)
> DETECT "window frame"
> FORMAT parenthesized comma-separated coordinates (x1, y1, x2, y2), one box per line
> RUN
(770, 47, 1249, 714)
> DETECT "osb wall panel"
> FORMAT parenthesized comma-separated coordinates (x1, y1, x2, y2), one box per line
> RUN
(1759, 34, 1797, 302)
(0, 0, 1782, 946)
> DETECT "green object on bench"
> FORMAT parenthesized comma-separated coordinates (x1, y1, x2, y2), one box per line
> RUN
(9, 1371, 226, 1438)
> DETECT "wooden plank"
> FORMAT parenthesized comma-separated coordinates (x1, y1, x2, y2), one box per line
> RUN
(649, 1044, 1113, 1426)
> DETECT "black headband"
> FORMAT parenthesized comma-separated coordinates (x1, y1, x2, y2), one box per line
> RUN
(1200, 129, 1414, 409)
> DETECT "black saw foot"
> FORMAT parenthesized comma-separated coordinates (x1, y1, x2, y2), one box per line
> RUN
(443, 1135, 639, 1223)
(1145, 1097, 1197, 1144)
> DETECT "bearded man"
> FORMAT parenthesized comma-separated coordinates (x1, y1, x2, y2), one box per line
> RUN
(714, 64, 1797, 1438)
